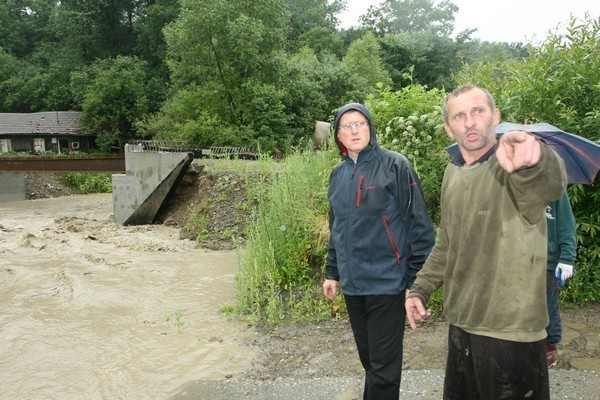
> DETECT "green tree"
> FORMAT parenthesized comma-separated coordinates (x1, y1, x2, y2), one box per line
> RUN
(298, 27, 345, 58)
(285, 0, 345, 42)
(132, 0, 181, 112)
(0, 49, 39, 111)
(283, 47, 360, 139)
(361, 0, 458, 36)
(0, 1, 78, 111)
(51, 0, 143, 62)
(155, 0, 295, 152)
(79, 56, 149, 151)
(342, 31, 392, 99)
(379, 31, 462, 89)
(0, 0, 54, 58)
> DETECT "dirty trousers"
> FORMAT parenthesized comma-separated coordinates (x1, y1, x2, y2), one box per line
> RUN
(443, 325, 550, 400)
(344, 293, 406, 400)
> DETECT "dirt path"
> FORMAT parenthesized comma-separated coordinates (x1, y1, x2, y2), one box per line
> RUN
(236, 304, 600, 380)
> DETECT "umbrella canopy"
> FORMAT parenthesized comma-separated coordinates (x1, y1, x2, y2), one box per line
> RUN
(446, 122, 600, 184)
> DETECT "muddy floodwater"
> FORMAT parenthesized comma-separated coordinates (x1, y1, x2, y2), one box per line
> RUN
(0, 194, 255, 400)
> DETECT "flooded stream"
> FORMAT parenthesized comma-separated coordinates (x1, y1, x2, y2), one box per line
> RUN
(0, 194, 255, 399)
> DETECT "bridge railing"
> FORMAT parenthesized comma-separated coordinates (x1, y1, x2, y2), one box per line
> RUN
(126, 141, 190, 153)
(199, 146, 257, 159)
(126, 141, 258, 159)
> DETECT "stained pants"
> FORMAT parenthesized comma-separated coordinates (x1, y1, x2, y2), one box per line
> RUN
(344, 293, 406, 400)
(443, 325, 550, 400)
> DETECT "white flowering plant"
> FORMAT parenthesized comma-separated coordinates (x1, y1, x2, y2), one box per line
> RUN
(368, 84, 452, 223)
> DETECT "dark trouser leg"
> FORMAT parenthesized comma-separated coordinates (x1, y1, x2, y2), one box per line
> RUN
(546, 269, 562, 345)
(443, 325, 550, 400)
(344, 293, 406, 400)
(443, 325, 480, 399)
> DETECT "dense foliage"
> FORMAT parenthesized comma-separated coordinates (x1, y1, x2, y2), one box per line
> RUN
(1, 2, 597, 319)
(1, 0, 528, 154)
(237, 15, 599, 322)
(368, 83, 450, 223)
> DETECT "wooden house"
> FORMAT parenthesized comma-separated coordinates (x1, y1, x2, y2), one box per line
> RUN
(0, 111, 94, 154)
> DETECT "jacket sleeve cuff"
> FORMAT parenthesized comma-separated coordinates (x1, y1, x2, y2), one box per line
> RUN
(407, 284, 429, 306)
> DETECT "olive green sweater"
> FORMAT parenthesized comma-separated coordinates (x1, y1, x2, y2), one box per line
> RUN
(413, 144, 567, 342)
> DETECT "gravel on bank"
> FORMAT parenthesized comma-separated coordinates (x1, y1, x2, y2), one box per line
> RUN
(172, 369, 600, 400)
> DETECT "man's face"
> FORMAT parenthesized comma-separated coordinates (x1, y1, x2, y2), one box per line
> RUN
(337, 111, 370, 159)
(444, 88, 500, 159)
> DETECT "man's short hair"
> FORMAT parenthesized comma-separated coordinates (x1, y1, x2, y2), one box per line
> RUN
(442, 84, 496, 123)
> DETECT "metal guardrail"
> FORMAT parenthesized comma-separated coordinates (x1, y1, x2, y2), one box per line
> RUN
(126, 142, 257, 159)
(199, 146, 257, 159)
(126, 141, 190, 153)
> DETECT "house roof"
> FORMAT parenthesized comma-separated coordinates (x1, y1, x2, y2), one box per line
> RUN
(0, 111, 86, 135)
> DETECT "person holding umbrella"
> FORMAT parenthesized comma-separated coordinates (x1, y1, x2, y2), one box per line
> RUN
(545, 191, 577, 367)
(405, 84, 567, 400)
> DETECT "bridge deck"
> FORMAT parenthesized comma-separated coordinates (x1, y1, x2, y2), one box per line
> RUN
(0, 155, 125, 172)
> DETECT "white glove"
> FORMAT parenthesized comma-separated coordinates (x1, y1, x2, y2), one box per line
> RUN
(555, 263, 574, 286)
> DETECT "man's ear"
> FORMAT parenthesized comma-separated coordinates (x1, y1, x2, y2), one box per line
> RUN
(493, 108, 501, 126)
(443, 123, 454, 140)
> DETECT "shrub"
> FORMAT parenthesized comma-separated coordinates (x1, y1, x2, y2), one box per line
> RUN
(368, 83, 451, 223)
(59, 173, 112, 194)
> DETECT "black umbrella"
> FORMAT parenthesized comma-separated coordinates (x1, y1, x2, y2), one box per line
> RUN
(446, 122, 600, 184)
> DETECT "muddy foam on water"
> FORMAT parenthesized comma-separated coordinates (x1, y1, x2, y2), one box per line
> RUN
(0, 194, 254, 400)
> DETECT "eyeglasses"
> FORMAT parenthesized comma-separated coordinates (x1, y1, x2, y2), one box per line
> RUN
(339, 121, 369, 132)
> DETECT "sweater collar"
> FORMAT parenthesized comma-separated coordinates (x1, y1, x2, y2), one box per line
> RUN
(451, 143, 497, 167)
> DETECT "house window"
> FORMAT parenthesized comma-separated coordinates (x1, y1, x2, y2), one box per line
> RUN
(0, 139, 11, 152)
(33, 138, 45, 152)
(71, 141, 80, 150)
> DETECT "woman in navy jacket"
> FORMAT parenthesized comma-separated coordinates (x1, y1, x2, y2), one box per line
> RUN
(323, 103, 434, 400)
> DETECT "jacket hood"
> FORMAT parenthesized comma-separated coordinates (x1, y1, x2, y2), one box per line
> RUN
(333, 103, 377, 157)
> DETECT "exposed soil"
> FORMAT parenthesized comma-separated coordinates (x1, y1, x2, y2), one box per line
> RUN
(156, 162, 254, 250)
(25, 172, 77, 199)
(23, 166, 600, 382)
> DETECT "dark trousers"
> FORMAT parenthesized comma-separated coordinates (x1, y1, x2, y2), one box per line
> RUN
(443, 325, 550, 400)
(344, 293, 406, 400)
(546, 270, 562, 345)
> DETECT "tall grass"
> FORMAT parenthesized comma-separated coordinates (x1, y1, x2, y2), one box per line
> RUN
(236, 146, 340, 323)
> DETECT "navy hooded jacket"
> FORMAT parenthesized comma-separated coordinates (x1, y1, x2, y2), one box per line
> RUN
(325, 103, 435, 295)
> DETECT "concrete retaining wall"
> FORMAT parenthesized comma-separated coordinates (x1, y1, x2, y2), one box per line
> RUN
(0, 172, 26, 202)
(112, 146, 193, 225)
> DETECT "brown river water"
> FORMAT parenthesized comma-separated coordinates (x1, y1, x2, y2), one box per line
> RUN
(0, 194, 255, 399)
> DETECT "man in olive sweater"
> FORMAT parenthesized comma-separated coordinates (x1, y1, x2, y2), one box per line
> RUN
(405, 84, 567, 400)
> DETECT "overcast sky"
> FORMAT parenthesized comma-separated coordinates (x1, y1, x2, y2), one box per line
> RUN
(338, 0, 600, 43)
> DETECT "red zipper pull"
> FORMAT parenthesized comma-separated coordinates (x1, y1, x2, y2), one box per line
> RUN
(356, 175, 364, 207)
